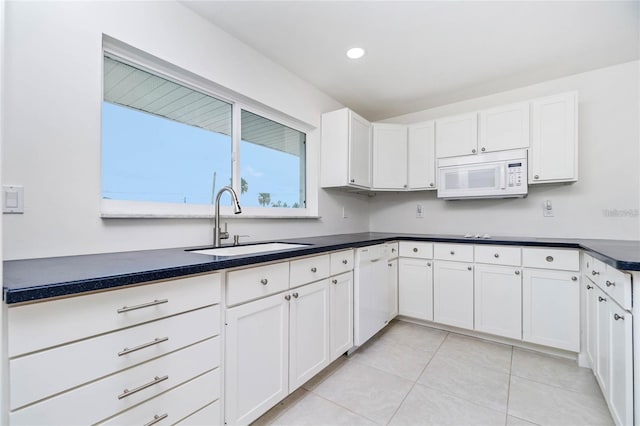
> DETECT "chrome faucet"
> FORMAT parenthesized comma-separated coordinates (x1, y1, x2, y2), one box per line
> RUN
(214, 186, 242, 247)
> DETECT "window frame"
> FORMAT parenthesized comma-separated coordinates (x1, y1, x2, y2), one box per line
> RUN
(100, 39, 317, 219)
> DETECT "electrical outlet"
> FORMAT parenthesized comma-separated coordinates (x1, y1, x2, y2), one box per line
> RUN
(416, 204, 424, 219)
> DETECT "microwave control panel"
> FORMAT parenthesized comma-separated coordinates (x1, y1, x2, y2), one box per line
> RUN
(507, 162, 524, 187)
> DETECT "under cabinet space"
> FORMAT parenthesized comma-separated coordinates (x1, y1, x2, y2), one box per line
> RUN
(290, 254, 330, 287)
(226, 262, 289, 306)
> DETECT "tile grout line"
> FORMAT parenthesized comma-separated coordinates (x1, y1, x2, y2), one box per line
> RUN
(505, 345, 514, 426)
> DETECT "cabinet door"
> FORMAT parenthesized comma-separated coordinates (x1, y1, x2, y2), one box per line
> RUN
(372, 124, 408, 190)
(608, 303, 633, 426)
(408, 121, 436, 190)
(433, 261, 474, 329)
(330, 272, 353, 362)
(522, 269, 580, 352)
(435, 113, 478, 158)
(289, 280, 330, 392)
(474, 264, 522, 340)
(530, 92, 578, 184)
(478, 102, 529, 153)
(348, 112, 372, 188)
(225, 293, 289, 426)
(388, 258, 399, 321)
(398, 258, 433, 321)
(595, 286, 610, 397)
(584, 281, 597, 368)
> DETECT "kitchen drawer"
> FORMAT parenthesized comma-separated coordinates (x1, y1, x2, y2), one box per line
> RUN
(586, 256, 607, 287)
(99, 369, 220, 426)
(226, 262, 289, 306)
(8, 273, 221, 357)
(9, 305, 220, 410)
(603, 265, 632, 311)
(474, 245, 521, 266)
(522, 248, 579, 271)
(387, 242, 400, 259)
(399, 241, 433, 258)
(179, 400, 221, 425)
(290, 254, 330, 287)
(9, 337, 219, 426)
(330, 250, 354, 276)
(434, 243, 474, 262)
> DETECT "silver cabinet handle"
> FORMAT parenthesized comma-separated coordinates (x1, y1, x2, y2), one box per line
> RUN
(388, 263, 393, 267)
(606, 280, 615, 287)
(332, 279, 338, 284)
(545, 256, 554, 262)
(311, 267, 317, 273)
(350, 179, 355, 183)
(534, 174, 539, 179)
(292, 292, 299, 298)
(392, 248, 396, 252)
(429, 182, 434, 187)
(403, 184, 408, 188)
(118, 337, 169, 357)
(260, 278, 268, 285)
(450, 251, 455, 255)
(118, 375, 168, 400)
(427, 262, 432, 267)
(144, 414, 169, 426)
(592, 270, 600, 276)
(285, 294, 291, 301)
(494, 253, 500, 258)
(117, 299, 168, 314)
(467, 266, 472, 271)
(481, 147, 486, 152)
(515, 270, 520, 275)
(413, 248, 418, 253)
(472, 149, 477, 154)
(342, 259, 348, 264)
(571, 276, 578, 281)
(614, 313, 625, 321)
(598, 296, 607, 302)
(586, 284, 593, 290)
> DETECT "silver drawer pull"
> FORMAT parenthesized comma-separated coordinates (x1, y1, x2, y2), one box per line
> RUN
(606, 280, 615, 287)
(144, 413, 169, 426)
(614, 313, 625, 321)
(450, 251, 455, 255)
(293, 292, 299, 298)
(118, 375, 168, 400)
(545, 256, 554, 262)
(586, 284, 593, 290)
(118, 337, 169, 357)
(494, 253, 500, 258)
(332, 279, 338, 284)
(467, 266, 472, 271)
(515, 270, 520, 275)
(117, 299, 168, 314)
(285, 294, 291, 301)
(342, 259, 348, 265)
(592, 270, 600, 276)
(311, 267, 317, 273)
(413, 248, 418, 253)
(260, 278, 268, 285)
(571, 276, 578, 281)
(598, 296, 607, 303)
(427, 262, 431, 267)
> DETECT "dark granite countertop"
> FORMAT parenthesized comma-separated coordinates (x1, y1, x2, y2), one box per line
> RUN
(4, 232, 640, 304)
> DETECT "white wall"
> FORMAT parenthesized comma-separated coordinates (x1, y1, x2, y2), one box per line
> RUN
(2, 1, 369, 260)
(371, 61, 640, 240)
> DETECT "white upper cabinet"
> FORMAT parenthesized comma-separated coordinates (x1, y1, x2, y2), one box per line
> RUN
(478, 102, 530, 153)
(435, 113, 478, 158)
(408, 121, 436, 190)
(529, 92, 578, 184)
(372, 124, 408, 190)
(321, 108, 372, 189)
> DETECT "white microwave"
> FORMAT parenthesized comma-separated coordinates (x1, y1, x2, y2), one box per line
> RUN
(437, 149, 528, 200)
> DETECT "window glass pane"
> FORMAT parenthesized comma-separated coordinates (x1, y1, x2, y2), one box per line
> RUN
(240, 110, 306, 208)
(102, 56, 232, 205)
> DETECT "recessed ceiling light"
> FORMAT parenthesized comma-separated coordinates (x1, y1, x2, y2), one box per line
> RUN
(346, 47, 366, 59)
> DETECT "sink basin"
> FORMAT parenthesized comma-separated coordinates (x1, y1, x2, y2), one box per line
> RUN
(189, 242, 310, 257)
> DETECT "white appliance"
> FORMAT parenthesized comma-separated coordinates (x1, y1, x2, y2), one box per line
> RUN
(437, 149, 528, 200)
(354, 244, 390, 346)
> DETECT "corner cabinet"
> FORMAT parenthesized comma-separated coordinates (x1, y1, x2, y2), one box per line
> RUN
(321, 108, 372, 189)
(529, 92, 578, 184)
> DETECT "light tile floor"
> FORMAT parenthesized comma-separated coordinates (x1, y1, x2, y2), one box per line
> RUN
(252, 320, 614, 426)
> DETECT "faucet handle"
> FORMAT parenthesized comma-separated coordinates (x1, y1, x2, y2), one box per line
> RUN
(233, 235, 250, 246)
(219, 222, 230, 240)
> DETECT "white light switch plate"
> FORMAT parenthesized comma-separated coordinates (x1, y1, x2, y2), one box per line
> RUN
(416, 204, 424, 219)
(3, 185, 24, 214)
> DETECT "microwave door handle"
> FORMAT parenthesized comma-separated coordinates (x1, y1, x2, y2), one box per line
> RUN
(499, 165, 506, 189)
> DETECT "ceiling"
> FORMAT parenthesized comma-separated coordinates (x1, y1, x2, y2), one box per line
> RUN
(181, 1, 640, 121)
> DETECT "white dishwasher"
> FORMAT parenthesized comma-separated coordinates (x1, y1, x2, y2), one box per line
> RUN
(354, 244, 391, 346)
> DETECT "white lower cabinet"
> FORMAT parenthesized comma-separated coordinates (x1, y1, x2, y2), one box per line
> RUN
(398, 258, 433, 321)
(388, 258, 399, 321)
(433, 260, 474, 329)
(522, 269, 580, 352)
(474, 264, 522, 340)
(225, 280, 330, 426)
(330, 272, 353, 361)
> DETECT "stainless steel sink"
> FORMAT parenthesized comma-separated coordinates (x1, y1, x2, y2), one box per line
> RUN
(189, 242, 310, 257)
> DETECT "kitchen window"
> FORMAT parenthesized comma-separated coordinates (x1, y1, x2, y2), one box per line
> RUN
(101, 51, 310, 218)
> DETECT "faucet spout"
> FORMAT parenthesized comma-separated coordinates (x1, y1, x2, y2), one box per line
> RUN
(214, 186, 242, 247)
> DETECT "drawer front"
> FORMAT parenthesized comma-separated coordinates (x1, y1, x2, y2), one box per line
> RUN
(290, 254, 330, 287)
(330, 250, 354, 276)
(522, 248, 579, 271)
(474, 245, 521, 266)
(399, 241, 434, 259)
(9, 337, 219, 426)
(587, 256, 607, 287)
(8, 273, 221, 357)
(10, 305, 220, 410)
(226, 262, 289, 306)
(603, 265, 632, 310)
(99, 369, 221, 426)
(387, 242, 400, 259)
(434, 243, 474, 262)
(178, 400, 221, 425)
